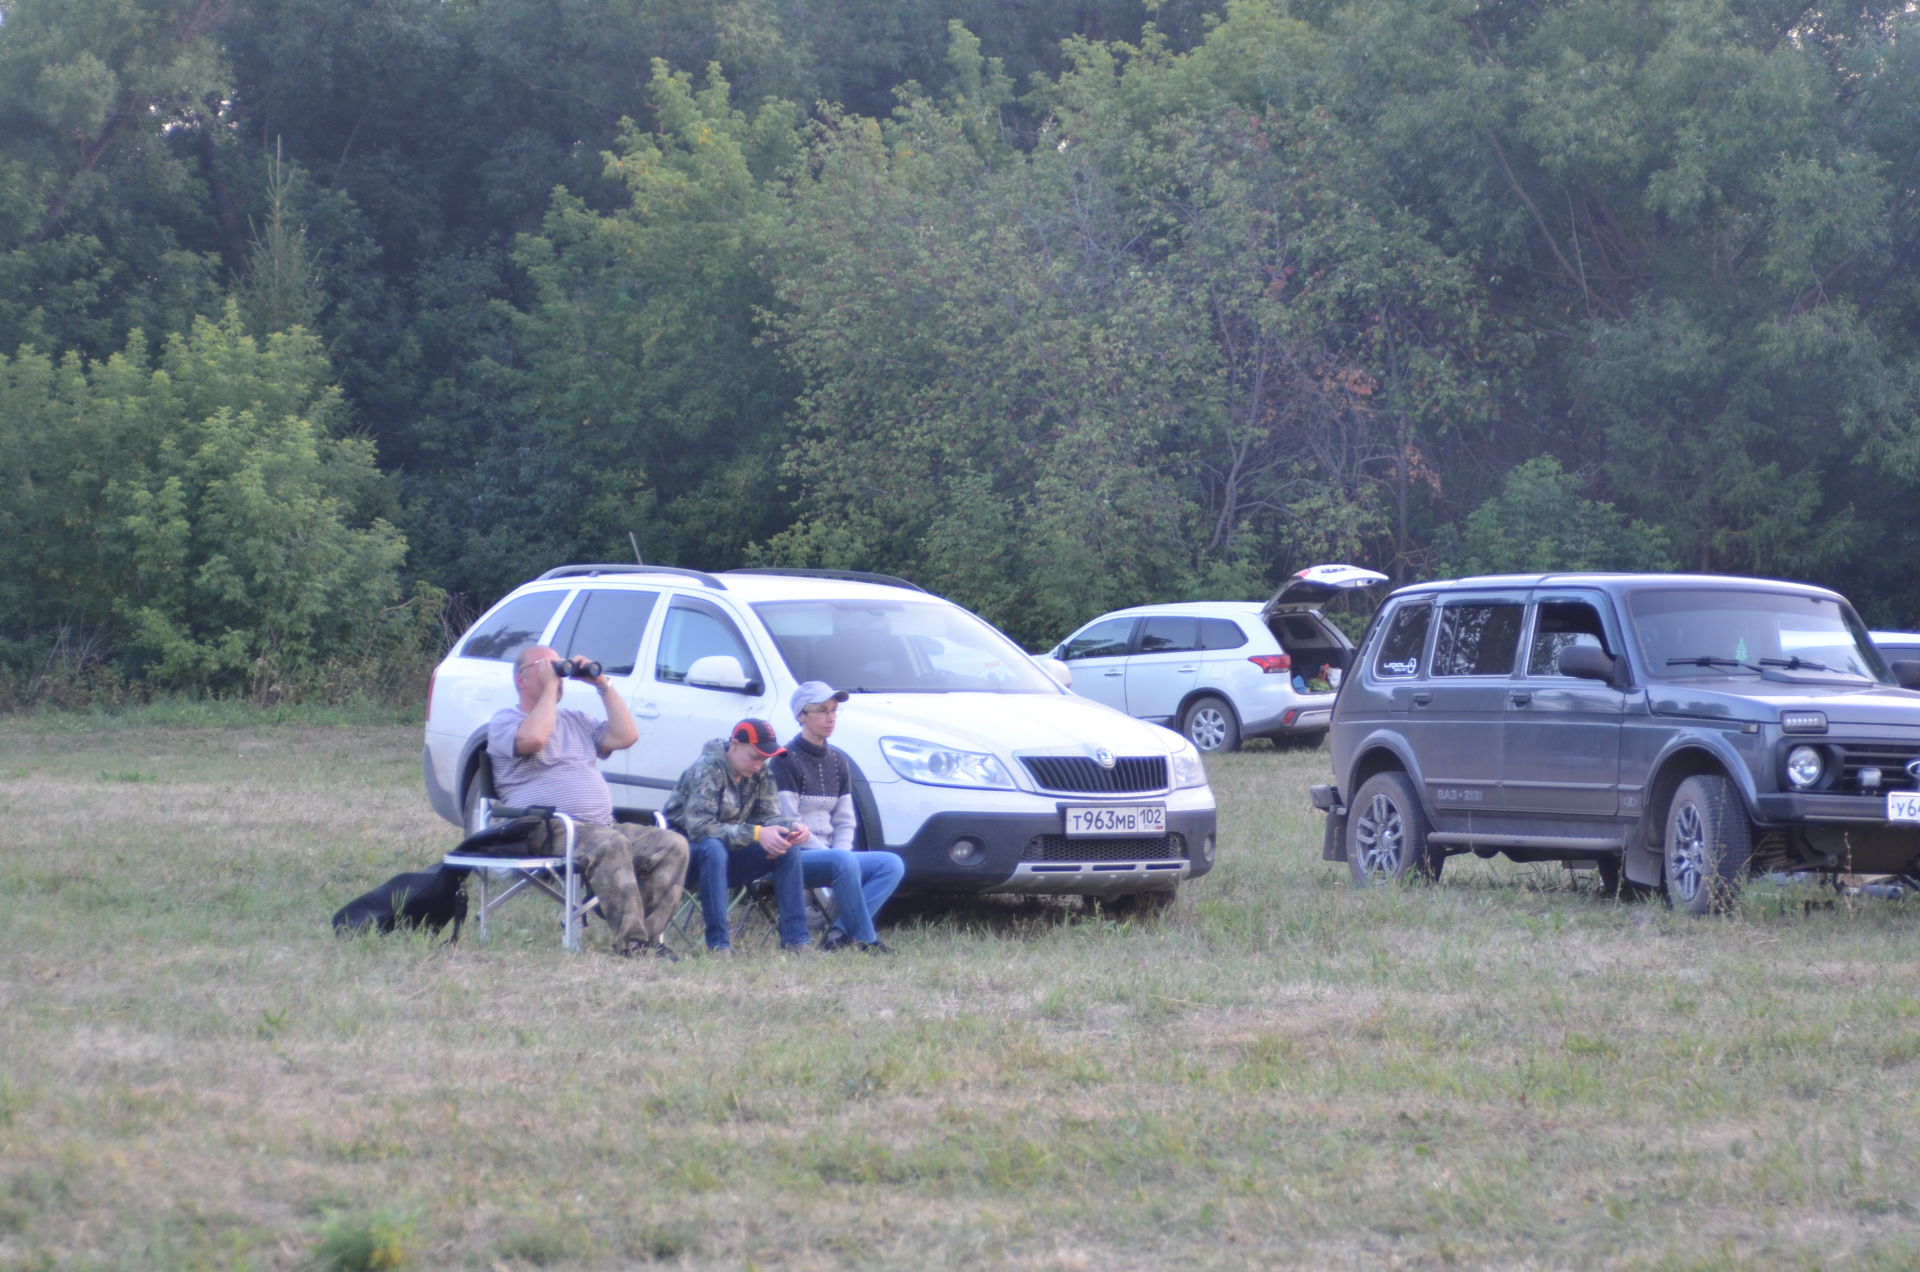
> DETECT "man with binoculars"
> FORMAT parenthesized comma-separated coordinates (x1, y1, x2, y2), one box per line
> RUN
(485, 645, 689, 959)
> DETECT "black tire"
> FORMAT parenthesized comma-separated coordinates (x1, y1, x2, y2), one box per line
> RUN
(1347, 771, 1444, 886)
(1662, 774, 1751, 916)
(1182, 695, 1241, 753)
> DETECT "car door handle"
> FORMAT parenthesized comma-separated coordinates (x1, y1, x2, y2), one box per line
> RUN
(632, 702, 660, 719)
(1411, 691, 1432, 707)
(1103, 669, 1123, 677)
(1509, 691, 1532, 707)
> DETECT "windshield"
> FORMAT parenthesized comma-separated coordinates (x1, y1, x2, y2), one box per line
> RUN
(752, 598, 1062, 694)
(1627, 588, 1888, 683)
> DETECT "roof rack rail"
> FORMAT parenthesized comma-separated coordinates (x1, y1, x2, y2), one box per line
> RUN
(726, 567, 926, 593)
(535, 564, 726, 589)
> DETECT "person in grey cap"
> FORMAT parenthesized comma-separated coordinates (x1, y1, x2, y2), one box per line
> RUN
(773, 681, 906, 954)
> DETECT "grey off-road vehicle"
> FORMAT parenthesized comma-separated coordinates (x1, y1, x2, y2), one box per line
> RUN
(1310, 573, 1920, 913)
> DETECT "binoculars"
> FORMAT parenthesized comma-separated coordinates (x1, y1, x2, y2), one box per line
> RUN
(549, 658, 604, 679)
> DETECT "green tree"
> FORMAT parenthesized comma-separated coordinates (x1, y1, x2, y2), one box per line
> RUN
(506, 60, 802, 574)
(0, 304, 408, 699)
(0, 0, 236, 358)
(1316, 0, 1920, 583)
(1437, 456, 1673, 576)
(766, 38, 1209, 644)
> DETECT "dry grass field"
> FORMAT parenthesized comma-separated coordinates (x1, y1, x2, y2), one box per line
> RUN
(5, 710, 1920, 1270)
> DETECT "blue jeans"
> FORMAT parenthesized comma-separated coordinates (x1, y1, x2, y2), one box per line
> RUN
(800, 848, 905, 945)
(685, 837, 809, 949)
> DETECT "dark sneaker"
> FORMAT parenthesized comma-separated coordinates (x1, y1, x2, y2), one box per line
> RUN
(858, 939, 896, 956)
(622, 937, 679, 962)
(780, 941, 818, 957)
(707, 945, 734, 958)
(648, 941, 680, 963)
(819, 928, 855, 953)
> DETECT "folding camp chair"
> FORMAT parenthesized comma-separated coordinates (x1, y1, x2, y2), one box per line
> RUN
(666, 862, 836, 952)
(442, 800, 595, 951)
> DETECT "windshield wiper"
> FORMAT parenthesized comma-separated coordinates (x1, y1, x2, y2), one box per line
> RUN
(1666, 655, 1764, 673)
(1758, 655, 1872, 681)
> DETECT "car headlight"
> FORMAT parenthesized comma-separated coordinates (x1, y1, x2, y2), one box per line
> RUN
(880, 737, 1015, 789)
(1170, 737, 1209, 790)
(1785, 745, 1825, 790)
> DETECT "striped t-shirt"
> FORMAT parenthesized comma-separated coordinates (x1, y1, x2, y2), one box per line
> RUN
(486, 706, 614, 825)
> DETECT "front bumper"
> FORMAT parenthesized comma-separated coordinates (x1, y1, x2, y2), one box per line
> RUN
(1753, 791, 1920, 873)
(887, 806, 1218, 895)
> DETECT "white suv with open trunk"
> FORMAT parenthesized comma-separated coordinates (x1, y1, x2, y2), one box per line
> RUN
(1050, 565, 1386, 752)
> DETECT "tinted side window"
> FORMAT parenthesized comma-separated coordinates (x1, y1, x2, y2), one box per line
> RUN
(1527, 600, 1608, 676)
(562, 589, 659, 677)
(1434, 602, 1524, 677)
(460, 591, 565, 661)
(1138, 616, 1201, 654)
(1373, 601, 1432, 677)
(656, 597, 759, 685)
(1199, 619, 1247, 651)
(1062, 617, 1135, 660)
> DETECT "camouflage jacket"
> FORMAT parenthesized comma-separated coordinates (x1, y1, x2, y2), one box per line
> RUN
(661, 738, 799, 849)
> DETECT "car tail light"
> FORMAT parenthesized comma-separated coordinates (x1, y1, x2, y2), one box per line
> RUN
(1249, 654, 1292, 674)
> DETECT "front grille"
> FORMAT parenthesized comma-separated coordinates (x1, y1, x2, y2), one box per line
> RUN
(1022, 834, 1184, 863)
(1832, 743, 1920, 792)
(1020, 754, 1168, 794)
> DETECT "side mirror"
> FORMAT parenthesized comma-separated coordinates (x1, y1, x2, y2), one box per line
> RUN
(1038, 656, 1072, 689)
(1891, 659, 1920, 690)
(685, 655, 753, 693)
(1557, 644, 1621, 685)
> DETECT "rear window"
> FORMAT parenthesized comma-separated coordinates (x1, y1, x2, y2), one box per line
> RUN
(1199, 618, 1246, 651)
(1139, 616, 1201, 653)
(558, 588, 658, 677)
(1433, 602, 1524, 677)
(460, 591, 565, 661)
(1373, 600, 1432, 678)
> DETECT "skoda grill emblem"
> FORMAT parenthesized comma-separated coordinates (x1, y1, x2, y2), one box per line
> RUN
(1094, 748, 1116, 769)
(1907, 760, 1920, 781)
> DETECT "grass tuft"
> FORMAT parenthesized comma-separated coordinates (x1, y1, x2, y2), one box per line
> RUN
(309, 1209, 414, 1271)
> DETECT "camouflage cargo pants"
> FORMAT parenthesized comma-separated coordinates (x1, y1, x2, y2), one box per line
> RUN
(531, 820, 689, 951)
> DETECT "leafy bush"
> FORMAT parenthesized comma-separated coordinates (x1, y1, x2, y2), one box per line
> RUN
(0, 304, 415, 705)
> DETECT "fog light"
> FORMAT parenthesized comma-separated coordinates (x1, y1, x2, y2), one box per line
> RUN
(1193, 833, 1216, 868)
(1786, 745, 1824, 790)
(948, 837, 986, 866)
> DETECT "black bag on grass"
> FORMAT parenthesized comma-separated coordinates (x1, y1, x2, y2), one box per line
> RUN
(331, 864, 468, 941)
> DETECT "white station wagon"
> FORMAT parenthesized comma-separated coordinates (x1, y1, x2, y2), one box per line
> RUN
(423, 566, 1218, 909)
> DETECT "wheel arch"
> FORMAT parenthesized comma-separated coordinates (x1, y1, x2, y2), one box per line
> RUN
(1643, 742, 1756, 852)
(1344, 735, 1432, 821)
(458, 730, 496, 805)
(1176, 688, 1240, 727)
